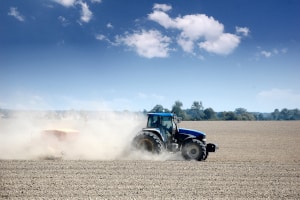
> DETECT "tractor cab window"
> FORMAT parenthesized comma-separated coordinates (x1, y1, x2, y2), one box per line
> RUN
(161, 116, 172, 131)
(147, 115, 159, 128)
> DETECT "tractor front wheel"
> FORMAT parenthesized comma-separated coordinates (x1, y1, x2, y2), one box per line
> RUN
(182, 139, 206, 161)
(132, 132, 164, 154)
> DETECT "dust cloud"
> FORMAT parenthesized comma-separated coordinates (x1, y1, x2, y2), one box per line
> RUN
(0, 111, 182, 160)
(0, 111, 140, 160)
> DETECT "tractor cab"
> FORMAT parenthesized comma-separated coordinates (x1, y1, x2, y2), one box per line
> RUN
(146, 113, 178, 144)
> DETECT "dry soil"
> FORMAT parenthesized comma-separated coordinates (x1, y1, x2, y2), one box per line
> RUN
(1, 121, 300, 199)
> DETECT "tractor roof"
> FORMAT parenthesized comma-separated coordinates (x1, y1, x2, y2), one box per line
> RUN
(147, 113, 174, 117)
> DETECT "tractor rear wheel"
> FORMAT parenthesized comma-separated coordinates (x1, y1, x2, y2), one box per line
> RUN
(132, 132, 164, 154)
(182, 139, 206, 161)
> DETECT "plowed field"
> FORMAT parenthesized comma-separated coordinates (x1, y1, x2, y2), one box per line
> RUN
(1, 121, 300, 199)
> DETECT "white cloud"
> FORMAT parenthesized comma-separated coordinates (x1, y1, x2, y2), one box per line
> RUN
(260, 50, 272, 58)
(116, 29, 171, 58)
(148, 4, 245, 56)
(90, 0, 102, 3)
(148, 8, 176, 29)
(77, 0, 93, 23)
(175, 14, 224, 41)
(107, 23, 113, 29)
(95, 34, 106, 41)
(58, 15, 67, 22)
(236, 26, 250, 37)
(177, 37, 194, 53)
(257, 88, 300, 110)
(273, 48, 288, 55)
(153, 3, 172, 12)
(53, 0, 77, 7)
(8, 7, 25, 22)
(199, 33, 240, 55)
(95, 34, 117, 46)
(256, 47, 288, 60)
(58, 16, 69, 26)
(52, 0, 93, 23)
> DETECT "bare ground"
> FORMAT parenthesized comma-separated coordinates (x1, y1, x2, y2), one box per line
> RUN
(1, 121, 300, 199)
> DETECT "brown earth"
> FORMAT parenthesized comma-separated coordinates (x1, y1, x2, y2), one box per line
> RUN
(1, 121, 300, 199)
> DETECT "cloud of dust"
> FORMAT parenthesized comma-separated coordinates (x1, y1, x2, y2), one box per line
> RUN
(0, 111, 183, 161)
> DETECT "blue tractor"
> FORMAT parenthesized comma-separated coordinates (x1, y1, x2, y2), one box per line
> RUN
(132, 113, 217, 161)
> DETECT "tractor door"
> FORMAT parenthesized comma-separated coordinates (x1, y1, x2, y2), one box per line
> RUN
(161, 116, 174, 143)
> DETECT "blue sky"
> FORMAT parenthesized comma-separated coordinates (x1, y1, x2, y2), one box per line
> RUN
(1, 0, 299, 112)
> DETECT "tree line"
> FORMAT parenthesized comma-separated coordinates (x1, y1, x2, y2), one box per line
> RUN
(1, 102, 299, 121)
(144, 101, 300, 121)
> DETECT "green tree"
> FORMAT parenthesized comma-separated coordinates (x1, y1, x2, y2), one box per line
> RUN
(279, 108, 289, 120)
(171, 101, 186, 119)
(204, 108, 216, 120)
(187, 101, 205, 120)
(191, 101, 204, 110)
(234, 108, 255, 120)
(257, 113, 265, 120)
(235, 108, 247, 115)
(150, 105, 165, 113)
(292, 109, 300, 120)
(219, 111, 237, 120)
(280, 108, 299, 120)
(271, 109, 280, 120)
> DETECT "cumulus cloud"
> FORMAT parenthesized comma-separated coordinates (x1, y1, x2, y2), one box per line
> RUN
(116, 29, 171, 58)
(90, 0, 102, 3)
(148, 5, 176, 29)
(95, 34, 116, 45)
(147, 3, 247, 56)
(153, 3, 172, 12)
(273, 48, 288, 55)
(261, 50, 272, 58)
(258, 47, 288, 59)
(58, 16, 69, 26)
(52, 0, 92, 23)
(199, 33, 240, 55)
(95, 34, 106, 41)
(52, 0, 77, 7)
(177, 37, 194, 53)
(8, 7, 25, 22)
(77, 0, 93, 23)
(107, 23, 113, 29)
(236, 26, 250, 36)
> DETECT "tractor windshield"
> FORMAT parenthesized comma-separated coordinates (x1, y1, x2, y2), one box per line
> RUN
(147, 115, 174, 133)
(147, 115, 173, 129)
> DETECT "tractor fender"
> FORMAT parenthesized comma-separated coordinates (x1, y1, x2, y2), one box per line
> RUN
(181, 137, 198, 147)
